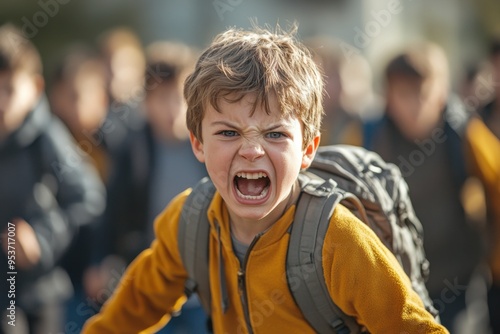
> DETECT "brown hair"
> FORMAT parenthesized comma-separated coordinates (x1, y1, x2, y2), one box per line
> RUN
(184, 25, 324, 148)
(0, 23, 42, 75)
(98, 27, 144, 64)
(145, 41, 197, 89)
(52, 44, 106, 86)
(385, 42, 449, 87)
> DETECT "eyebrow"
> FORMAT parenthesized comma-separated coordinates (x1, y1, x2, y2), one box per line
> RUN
(209, 121, 289, 132)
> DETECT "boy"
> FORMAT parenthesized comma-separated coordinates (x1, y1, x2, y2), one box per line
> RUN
(478, 37, 500, 139)
(363, 42, 499, 331)
(476, 37, 500, 333)
(48, 44, 113, 330)
(83, 26, 446, 333)
(98, 27, 146, 132)
(304, 36, 374, 147)
(106, 40, 210, 333)
(0, 24, 105, 333)
(50, 44, 110, 181)
(142, 40, 207, 240)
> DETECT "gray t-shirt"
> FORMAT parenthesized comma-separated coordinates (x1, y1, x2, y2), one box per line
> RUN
(231, 233, 249, 265)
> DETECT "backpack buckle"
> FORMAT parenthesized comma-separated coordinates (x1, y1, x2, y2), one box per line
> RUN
(331, 318, 350, 334)
(184, 278, 197, 297)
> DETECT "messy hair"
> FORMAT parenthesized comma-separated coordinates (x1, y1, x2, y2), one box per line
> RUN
(184, 25, 324, 148)
(0, 23, 42, 75)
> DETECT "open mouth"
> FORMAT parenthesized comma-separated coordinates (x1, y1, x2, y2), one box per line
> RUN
(234, 172, 270, 200)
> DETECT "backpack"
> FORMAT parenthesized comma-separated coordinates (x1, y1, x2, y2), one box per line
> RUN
(178, 144, 438, 333)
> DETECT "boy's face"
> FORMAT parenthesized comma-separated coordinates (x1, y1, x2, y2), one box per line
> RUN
(145, 81, 188, 141)
(190, 92, 319, 225)
(386, 75, 445, 140)
(107, 47, 144, 102)
(0, 70, 42, 138)
(50, 71, 108, 135)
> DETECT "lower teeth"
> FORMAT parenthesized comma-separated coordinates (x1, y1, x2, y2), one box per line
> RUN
(236, 187, 269, 200)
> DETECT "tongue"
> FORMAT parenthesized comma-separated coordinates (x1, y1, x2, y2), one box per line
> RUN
(236, 178, 268, 196)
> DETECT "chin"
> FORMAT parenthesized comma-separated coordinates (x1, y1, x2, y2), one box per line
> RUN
(232, 207, 273, 221)
(228, 193, 276, 221)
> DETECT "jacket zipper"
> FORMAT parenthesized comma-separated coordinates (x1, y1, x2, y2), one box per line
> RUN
(237, 234, 262, 334)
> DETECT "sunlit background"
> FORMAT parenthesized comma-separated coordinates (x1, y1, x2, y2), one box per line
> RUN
(2, 1, 500, 333)
(1, 0, 499, 91)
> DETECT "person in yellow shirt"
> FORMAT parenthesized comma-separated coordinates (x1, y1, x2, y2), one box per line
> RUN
(466, 117, 500, 333)
(82, 26, 447, 333)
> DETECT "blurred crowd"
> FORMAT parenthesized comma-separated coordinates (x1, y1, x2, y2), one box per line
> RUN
(0, 21, 499, 334)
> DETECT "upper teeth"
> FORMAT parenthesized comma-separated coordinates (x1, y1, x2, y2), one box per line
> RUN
(236, 172, 267, 179)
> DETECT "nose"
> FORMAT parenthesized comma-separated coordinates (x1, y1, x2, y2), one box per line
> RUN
(238, 137, 265, 162)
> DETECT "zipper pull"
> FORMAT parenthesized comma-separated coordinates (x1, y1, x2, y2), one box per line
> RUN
(237, 269, 245, 294)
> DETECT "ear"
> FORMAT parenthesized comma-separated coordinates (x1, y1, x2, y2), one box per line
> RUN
(189, 131, 206, 163)
(301, 134, 320, 169)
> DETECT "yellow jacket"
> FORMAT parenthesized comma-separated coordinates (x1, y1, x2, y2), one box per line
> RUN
(83, 189, 447, 333)
(466, 117, 500, 282)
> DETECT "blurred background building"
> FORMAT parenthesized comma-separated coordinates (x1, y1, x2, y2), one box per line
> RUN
(1, 0, 499, 91)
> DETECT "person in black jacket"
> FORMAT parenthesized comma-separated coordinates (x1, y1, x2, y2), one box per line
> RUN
(87, 40, 209, 334)
(363, 42, 486, 332)
(0, 23, 106, 334)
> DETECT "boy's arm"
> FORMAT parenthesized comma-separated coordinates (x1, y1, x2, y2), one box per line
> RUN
(324, 204, 448, 334)
(82, 190, 192, 333)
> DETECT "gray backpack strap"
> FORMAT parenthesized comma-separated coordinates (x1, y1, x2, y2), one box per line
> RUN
(287, 176, 364, 334)
(178, 177, 216, 315)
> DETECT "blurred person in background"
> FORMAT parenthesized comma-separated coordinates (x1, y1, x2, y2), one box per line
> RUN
(50, 44, 110, 181)
(476, 36, 500, 333)
(76, 27, 151, 320)
(478, 37, 500, 139)
(46, 27, 150, 325)
(49, 44, 115, 331)
(305, 36, 380, 146)
(98, 26, 147, 133)
(457, 62, 494, 115)
(363, 42, 498, 332)
(0, 23, 105, 334)
(95, 40, 209, 333)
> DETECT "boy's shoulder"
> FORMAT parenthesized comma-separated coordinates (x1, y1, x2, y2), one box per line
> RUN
(154, 188, 194, 234)
(23, 99, 105, 186)
(329, 203, 370, 233)
(28, 101, 76, 162)
(305, 200, 383, 255)
(1, 98, 54, 153)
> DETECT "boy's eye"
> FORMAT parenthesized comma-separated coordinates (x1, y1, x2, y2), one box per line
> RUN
(218, 130, 239, 137)
(266, 132, 286, 139)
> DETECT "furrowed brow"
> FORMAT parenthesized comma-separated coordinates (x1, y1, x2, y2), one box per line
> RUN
(209, 121, 290, 132)
(210, 121, 238, 129)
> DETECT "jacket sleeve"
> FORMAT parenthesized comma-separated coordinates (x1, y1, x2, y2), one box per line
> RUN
(28, 118, 106, 273)
(82, 190, 192, 334)
(323, 204, 448, 333)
